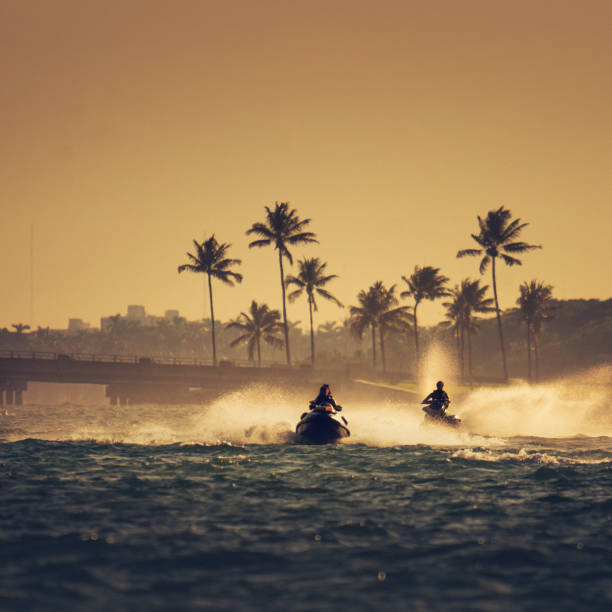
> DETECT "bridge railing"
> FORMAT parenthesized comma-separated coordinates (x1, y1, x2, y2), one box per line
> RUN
(0, 350, 294, 369)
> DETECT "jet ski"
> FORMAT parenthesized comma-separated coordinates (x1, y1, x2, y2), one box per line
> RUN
(422, 402, 461, 428)
(295, 402, 350, 444)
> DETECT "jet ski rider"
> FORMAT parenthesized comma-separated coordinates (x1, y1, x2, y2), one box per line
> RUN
(422, 380, 450, 416)
(312, 384, 338, 412)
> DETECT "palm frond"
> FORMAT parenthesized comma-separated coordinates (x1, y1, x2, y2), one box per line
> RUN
(479, 255, 491, 274)
(503, 241, 542, 253)
(457, 248, 482, 258)
(501, 254, 522, 266)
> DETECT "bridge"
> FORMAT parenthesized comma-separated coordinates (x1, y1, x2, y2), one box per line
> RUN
(0, 350, 332, 405)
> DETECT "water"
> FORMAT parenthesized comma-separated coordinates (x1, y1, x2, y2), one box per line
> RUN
(1, 381, 611, 611)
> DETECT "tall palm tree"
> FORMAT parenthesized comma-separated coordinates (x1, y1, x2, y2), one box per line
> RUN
(350, 281, 409, 371)
(457, 206, 541, 380)
(246, 202, 317, 365)
(517, 280, 554, 382)
(401, 266, 449, 370)
(178, 234, 243, 365)
(226, 301, 284, 365)
(285, 257, 343, 366)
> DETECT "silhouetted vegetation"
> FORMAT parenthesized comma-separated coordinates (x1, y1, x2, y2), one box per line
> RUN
(349, 282, 410, 372)
(4, 202, 609, 384)
(443, 279, 495, 379)
(457, 206, 541, 380)
(516, 281, 555, 382)
(246, 203, 317, 365)
(178, 235, 242, 365)
(401, 266, 449, 370)
(285, 257, 343, 366)
(1, 298, 610, 381)
(226, 301, 283, 365)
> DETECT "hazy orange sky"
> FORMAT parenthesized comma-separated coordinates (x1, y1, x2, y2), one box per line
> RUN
(2, 0, 611, 334)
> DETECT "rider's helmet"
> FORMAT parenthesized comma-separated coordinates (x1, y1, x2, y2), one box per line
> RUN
(436, 380, 444, 389)
(320, 383, 330, 394)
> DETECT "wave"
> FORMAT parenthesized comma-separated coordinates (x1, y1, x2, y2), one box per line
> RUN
(451, 447, 611, 465)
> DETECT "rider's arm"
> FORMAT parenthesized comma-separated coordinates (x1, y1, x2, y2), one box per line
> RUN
(422, 392, 434, 404)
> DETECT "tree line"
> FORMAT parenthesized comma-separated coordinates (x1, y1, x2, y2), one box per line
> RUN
(3, 298, 610, 382)
(176, 202, 549, 382)
(7, 202, 602, 381)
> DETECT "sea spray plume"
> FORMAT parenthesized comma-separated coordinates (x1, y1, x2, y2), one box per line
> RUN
(457, 206, 541, 381)
(419, 343, 459, 397)
(457, 376, 612, 438)
(178, 235, 243, 365)
(246, 202, 318, 365)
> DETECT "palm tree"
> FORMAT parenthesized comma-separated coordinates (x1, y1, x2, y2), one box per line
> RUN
(443, 279, 494, 379)
(350, 281, 409, 371)
(317, 321, 341, 336)
(401, 266, 449, 370)
(226, 301, 284, 365)
(285, 257, 343, 366)
(442, 288, 465, 373)
(517, 280, 554, 382)
(178, 234, 243, 365)
(457, 206, 541, 380)
(246, 203, 317, 365)
(12, 323, 30, 335)
(460, 279, 495, 379)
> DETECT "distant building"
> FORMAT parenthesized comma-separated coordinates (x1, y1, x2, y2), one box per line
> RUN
(67, 318, 90, 333)
(99, 306, 181, 331)
(127, 305, 146, 322)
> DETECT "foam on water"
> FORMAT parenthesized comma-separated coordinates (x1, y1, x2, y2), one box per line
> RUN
(1, 365, 610, 448)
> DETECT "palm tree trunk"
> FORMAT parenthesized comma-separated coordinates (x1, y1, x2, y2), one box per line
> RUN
(491, 257, 509, 381)
(459, 314, 465, 379)
(371, 324, 377, 367)
(526, 322, 532, 382)
(278, 251, 291, 365)
(413, 302, 420, 372)
(207, 273, 217, 365)
(467, 316, 473, 383)
(455, 323, 461, 365)
(308, 298, 315, 366)
(256, 333, 262, 367)
(379, 327, 386, 372)
(534, 332, 540, 383)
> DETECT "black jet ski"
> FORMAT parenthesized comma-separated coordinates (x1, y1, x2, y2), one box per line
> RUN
(295, 402, 350, 444)
(422, 402, 461, 428)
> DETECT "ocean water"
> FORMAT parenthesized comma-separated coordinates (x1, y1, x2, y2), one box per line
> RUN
(1, 380, 611, 611)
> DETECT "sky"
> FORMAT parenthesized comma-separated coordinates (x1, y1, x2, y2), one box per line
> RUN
(2, 0, 611, 334)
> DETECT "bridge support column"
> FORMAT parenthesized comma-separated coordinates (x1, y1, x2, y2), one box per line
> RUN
(5, 389, 13, 405)
(0, 390, 3, 406)
(15, 390, 23, 406)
